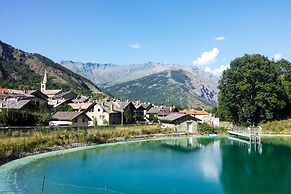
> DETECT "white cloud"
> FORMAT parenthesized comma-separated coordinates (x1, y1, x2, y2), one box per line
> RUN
(129, 42, 141, 49)
(204, 64, 229, 76)
(214, 36, 225, 41)
(200, 141, 221, 182)
(193, 48, 219, 66)
(274, 53, 282, 61)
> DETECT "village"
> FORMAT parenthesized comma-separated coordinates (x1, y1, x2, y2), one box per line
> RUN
(0, 71, 219, 133)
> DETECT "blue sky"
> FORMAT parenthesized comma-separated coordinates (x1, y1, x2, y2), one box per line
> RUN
(1, 0, 290, 75)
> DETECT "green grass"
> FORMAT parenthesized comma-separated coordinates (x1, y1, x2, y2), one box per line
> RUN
(0, 125, 174, 165)
(261, 119, 291, 134)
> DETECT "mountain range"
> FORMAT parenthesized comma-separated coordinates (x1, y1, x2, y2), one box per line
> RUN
(0, 40, 219, 107)
(0, 41, 101, 95)
(61, 61, 219, 108)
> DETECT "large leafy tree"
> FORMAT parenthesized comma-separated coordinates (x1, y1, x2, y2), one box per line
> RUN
(276, 59, 291, 106)
(217, 54, 290, 125)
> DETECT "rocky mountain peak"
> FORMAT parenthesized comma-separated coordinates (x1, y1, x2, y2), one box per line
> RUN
(61, 60, 219, 107)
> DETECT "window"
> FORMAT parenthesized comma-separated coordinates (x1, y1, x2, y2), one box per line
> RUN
(98, 109, 101, 112)
(82, 118, 86, 123)
(73, 118, 77, 123)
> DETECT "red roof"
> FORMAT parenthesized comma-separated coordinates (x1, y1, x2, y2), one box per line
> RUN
(0, 88, 9, 94)
(179, 109, 209, 115)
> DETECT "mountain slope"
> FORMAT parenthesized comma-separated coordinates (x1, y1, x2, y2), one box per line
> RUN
(61, 61, 218, 89)
(0, 41, 101, 95)
(106, 70, 216, 107)
(62, 61, 219, 107)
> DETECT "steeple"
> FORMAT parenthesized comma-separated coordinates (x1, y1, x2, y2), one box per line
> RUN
(43, 70, 47, 84)
(41, 70, 47, 92)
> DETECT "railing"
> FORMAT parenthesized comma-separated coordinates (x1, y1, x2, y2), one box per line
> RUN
(231, 126, 262, 135)
(229, 126, 262, 143)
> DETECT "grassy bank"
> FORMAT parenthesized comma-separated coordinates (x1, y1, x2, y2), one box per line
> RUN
(261, 119, 291, 134)
(0, 123, 232, 165)
(0, 125, 175, 165)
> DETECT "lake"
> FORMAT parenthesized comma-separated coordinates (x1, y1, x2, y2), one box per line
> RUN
(1, 136, 291, 194)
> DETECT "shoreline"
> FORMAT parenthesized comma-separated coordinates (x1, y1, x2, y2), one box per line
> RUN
(1, 132, 291, 166)
(0, 132, 190, 166)
(0, 133, 290, 193)
(0, 134, 213, 193)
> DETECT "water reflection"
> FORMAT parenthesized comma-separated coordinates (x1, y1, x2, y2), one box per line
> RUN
(220, 138, 291, 194)
(162, 137, 223, 183)
(161, 137, 216, 152)
(200, 140, 221, 183)
(228, 136, 263, 154)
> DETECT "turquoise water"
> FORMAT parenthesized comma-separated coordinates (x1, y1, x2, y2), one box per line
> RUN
(1, 137, 291, 194)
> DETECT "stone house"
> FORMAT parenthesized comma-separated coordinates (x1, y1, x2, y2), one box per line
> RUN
(86, 101, 122, 126)
(133, 103, 153, 122)
(0, 99, 38, 112)
(0, 89, 48, 112)
(113, 101, 136, 124)
(54, 91, 77, 101)
(159, 113, 200, 133)
(146, 107, 161, 121)
(141, 103, 153, 112)
(50, 111, 91, 127)
(24, 90, 49, 108)
(180, 109, 219, 127)
(69, 102, 96, 112)
(134, 104, 145, 122)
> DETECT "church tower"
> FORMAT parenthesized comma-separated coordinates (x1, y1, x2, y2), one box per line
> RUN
(41, 70, 47, 92)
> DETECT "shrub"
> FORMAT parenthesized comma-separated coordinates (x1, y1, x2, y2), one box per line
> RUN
(198, 123, 215, 135)
(0, 110, 51, 126)
(93, 117, 97, 129)
(56, 104, 73, 112)
(213, 127, 228, 135)
(0, 110, 36, 126)
(34, 112, 51, 125)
